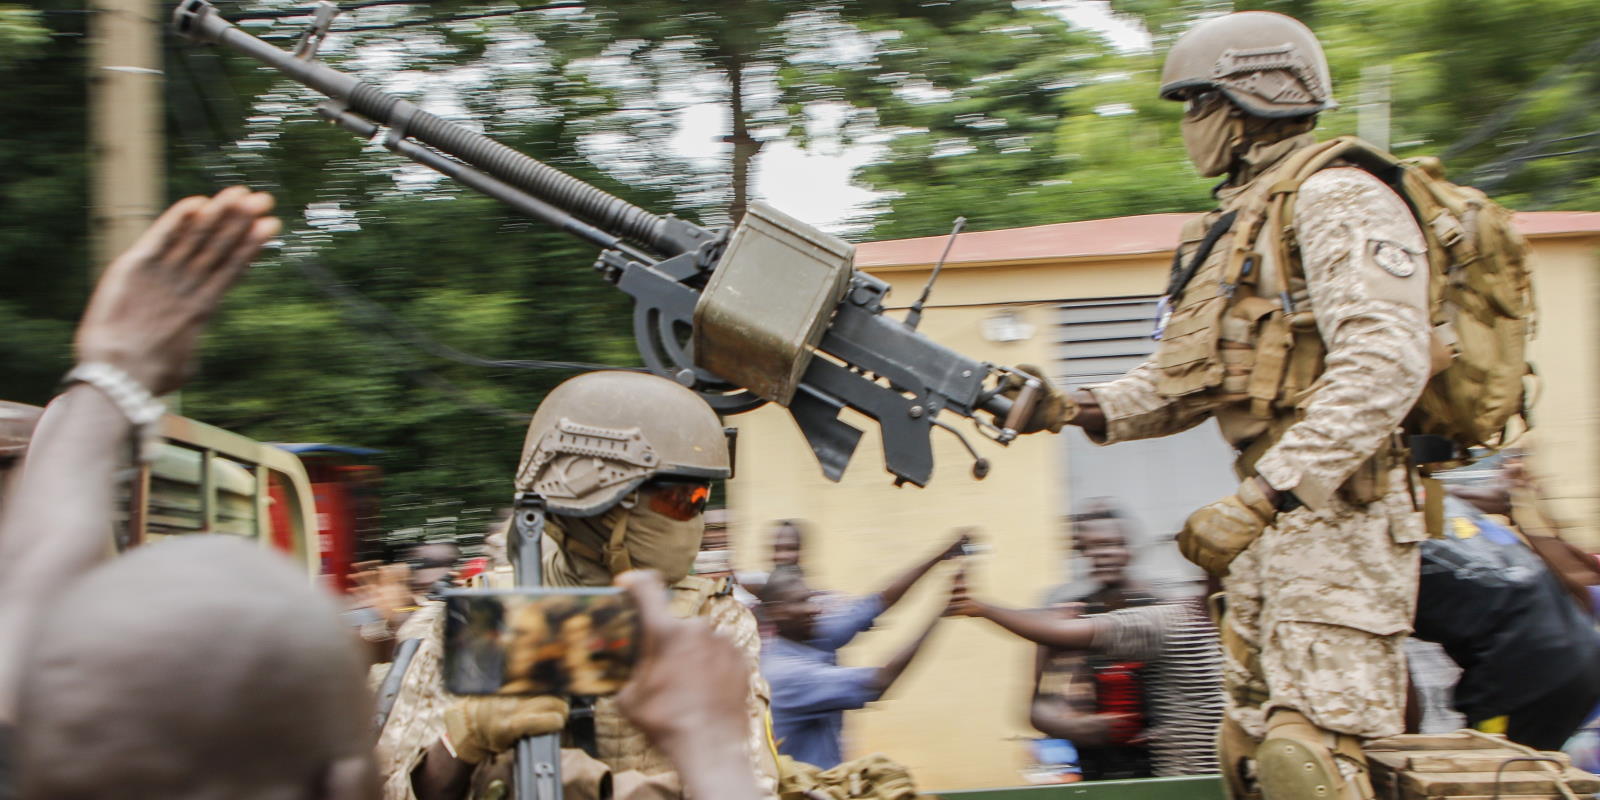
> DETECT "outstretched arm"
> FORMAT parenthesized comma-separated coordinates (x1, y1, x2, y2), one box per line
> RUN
(0, 188, 277, 723)
(879, 530, 970, 611)
(947, 570, 1102, 650)
(869, 612, 942, 697)
(811, 531, 969, 652)
(999, 361, 1196, 442)
(965, 601, 1102, 650)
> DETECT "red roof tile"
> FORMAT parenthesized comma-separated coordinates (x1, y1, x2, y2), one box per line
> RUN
(856, 210, 1600, 269)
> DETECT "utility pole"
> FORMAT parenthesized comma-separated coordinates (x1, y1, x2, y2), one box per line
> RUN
(1358, 64, 1392, 150)
(89, 0, 163, 276)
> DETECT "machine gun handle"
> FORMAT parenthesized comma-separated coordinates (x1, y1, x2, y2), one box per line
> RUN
(1002, 377, 1043, 437)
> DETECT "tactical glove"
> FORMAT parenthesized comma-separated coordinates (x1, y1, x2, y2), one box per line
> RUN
(1001, 364, 1078, 434)
(1178, 479, 1278, 577)
(443, 695, 569, 764)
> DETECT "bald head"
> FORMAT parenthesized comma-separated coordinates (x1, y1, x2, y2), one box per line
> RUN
(18, 537, 377, 800)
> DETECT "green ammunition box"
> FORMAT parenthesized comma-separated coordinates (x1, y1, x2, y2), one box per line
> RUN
(693, 201, 854, 405)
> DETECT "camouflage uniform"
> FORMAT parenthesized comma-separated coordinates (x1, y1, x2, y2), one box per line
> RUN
(1088, 140, 1432, 742)
(372, 579, 781, 800)
(374, 601, 449, 800)
(591, 574, 779, 791)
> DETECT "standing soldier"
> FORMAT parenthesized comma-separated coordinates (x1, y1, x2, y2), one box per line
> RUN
(376, 370, 779, 800)
(1014, 11, 1432, 800)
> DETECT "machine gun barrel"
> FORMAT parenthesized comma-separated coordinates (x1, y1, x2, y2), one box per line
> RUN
(174, 0, 1043, 487)
(172, 0, 701, 258)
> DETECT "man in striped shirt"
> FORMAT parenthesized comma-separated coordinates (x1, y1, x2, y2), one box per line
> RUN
(950, 575, 1225, 777)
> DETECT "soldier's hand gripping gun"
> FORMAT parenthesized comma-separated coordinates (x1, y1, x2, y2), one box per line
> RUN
(173, 0, 1047, 487)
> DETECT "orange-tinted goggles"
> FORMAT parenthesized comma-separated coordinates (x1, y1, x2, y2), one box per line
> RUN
(646, 481, 711, 521)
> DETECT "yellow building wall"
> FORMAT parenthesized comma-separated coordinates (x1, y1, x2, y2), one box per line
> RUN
(726, 257, 1170, 791)
(1521, 238, 1600, 547)
(727, 235, 1598, 790)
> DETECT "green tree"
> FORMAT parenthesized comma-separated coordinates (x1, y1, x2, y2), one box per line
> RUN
(0, 5, 47, 63)
(518, 0, 1097, 225)
(858, 0, 1600, 240)
(0, 0, 89, 405)
(1, 3, 672, 529)
(161, 11, 672, 528)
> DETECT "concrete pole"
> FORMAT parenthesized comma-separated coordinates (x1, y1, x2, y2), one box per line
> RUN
(1358, 64, 1392, 150)
(89, 0, 163, 276)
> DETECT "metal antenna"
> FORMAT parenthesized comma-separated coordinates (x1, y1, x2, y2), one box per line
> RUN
(904, 216, 966, 331)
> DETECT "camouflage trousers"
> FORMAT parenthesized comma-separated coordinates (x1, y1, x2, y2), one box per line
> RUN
(1221, 484, 1423, 742)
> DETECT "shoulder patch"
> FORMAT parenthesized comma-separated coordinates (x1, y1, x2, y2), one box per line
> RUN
(1368, 239, 1421, 278)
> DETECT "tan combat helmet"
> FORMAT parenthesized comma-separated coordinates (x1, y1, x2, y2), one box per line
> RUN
(1159, 11, 1336, 118)
(514, 371, 730, 517)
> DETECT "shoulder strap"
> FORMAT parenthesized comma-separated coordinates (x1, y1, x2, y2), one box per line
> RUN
(1165, 210, 1238, 301)
(669, 574, 721, 617)
(1270, 136, 1405, 234)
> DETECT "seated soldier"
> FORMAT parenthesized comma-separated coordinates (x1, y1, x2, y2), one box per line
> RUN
(376, 370, 781, 800)
(0, 187, 765, 800)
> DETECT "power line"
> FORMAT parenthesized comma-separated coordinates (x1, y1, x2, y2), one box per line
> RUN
(289, 253, 635, 375)
(170, 45, 639, 423)
(334, 4, 583, 33)
(226, 0, 423, 21)
(1443, 32, 1600, 159)
(237, 1, 585, 37)
(1510, 144, 1600, 162)
(1468, 71, 1600, 190)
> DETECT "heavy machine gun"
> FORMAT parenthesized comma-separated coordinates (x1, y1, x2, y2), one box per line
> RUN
(172, 0, 1044, 489)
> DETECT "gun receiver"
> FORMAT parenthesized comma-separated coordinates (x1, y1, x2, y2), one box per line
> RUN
(173, 0, 1039, 487)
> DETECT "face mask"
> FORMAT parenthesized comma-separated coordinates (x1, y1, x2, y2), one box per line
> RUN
(616, 502, 703, 584)
(544, 501, 704, 587)
(1181, 99, 1243, 178)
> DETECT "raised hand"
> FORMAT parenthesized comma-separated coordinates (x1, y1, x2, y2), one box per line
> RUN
(941, 527, 977, 560)
(75, 187, 278, 395)
(944, 567, 979, 617)
(348, 562, 413, 628)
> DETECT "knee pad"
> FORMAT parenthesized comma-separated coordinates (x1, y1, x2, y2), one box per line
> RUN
(1255, 711, 1372, 800)
(1219, 716, 1262, 800)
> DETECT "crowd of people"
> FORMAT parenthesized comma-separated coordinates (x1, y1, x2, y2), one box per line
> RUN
(333, 457, 1600, 794)
(3, 8, 1598, 800)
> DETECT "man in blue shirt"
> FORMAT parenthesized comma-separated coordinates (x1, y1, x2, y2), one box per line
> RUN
(759, 534, 966, 768)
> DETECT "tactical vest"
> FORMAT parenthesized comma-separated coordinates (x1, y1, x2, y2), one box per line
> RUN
(1150, 136, 1534, 502)
(588, 574, 779, 791)
(1151, 143, 1322, 433)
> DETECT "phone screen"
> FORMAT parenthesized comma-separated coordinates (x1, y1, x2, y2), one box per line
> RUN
(442, 587, 640, 696)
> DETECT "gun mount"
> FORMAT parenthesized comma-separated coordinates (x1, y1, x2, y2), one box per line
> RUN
(173, 0, 1042, 487)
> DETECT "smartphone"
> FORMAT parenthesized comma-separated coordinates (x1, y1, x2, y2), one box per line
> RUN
(442, 587, 641, 696)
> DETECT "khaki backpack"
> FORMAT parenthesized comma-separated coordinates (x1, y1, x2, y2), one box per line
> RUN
(1257, 136, 1536, 464)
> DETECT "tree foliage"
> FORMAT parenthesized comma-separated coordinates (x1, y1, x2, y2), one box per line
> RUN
(3, 0, 1598, 531)
(859, 0, 1600, 239)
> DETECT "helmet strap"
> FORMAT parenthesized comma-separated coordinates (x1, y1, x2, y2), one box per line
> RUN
(604, 493, 636, 576)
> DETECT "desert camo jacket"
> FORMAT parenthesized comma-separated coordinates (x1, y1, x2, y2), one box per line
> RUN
(1088, 160, 1433, 643)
